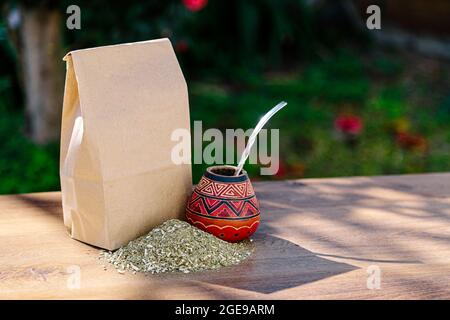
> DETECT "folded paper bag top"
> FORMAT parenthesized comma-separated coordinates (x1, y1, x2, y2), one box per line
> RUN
(60, 38, 192, 250)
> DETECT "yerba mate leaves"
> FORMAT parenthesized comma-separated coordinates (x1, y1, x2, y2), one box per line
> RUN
(100, 219, 254, 274)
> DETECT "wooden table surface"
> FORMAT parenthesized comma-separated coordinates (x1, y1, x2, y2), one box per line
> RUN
(1, 173, 450, 300)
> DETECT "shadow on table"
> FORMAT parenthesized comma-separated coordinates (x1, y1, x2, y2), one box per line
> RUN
(253, 174, 450, 266)
(14, 193, 62, 219)
(185, 233, 357, 294)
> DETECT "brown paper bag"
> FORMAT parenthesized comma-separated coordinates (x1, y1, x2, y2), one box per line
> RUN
(60, 38, 192, 250)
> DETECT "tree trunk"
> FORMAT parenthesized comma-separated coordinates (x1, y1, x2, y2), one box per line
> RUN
(20, 6, 64, 144)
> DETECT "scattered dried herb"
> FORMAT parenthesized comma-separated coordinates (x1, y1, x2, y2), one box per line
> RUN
(100, 219, 254, 274)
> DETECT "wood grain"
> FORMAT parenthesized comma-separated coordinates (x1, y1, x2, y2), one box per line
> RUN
(1, 173, 450, 299)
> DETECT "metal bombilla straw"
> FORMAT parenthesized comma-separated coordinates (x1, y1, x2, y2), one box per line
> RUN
(234, 101, 288, 176)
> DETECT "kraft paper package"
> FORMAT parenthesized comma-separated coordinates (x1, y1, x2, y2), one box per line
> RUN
(60, 38, 192, 250)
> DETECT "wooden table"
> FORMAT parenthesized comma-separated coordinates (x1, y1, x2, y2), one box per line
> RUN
(1, 173, 450, 299)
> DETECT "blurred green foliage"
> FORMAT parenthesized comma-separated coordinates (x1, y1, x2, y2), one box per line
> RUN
(0, 1, 449, 193)
(0, 86, 59, 194)
(59, 0, 314, 76)
(190, 49, 450, 182)
(0, 37, 57, 193)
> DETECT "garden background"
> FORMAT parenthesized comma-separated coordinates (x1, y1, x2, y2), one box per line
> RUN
(0, 0, 449, 194)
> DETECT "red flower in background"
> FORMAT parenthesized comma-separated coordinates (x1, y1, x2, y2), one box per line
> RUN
(183, 0, 208, 12)
(274, 161, 287, 178)
(287, 163, 305, 177)
(396, 132, 427, 152)
(334, 114, 364, 135)
(175, 40, 189, 53)
(273, 161, 305, 179)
